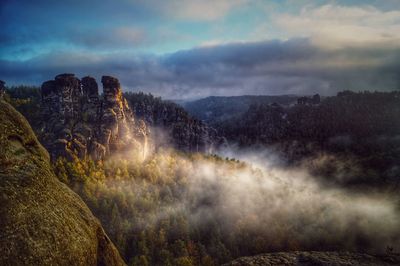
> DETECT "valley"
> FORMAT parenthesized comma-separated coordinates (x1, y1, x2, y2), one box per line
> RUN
(1, 75, 400, 265)
(2, 1, 400, 265)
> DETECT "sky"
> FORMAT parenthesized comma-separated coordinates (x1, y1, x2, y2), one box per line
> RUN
(1, 0, 400, 99)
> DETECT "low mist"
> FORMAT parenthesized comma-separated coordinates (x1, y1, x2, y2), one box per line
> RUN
(190, 153, 399, 251)
(106, 139, 400, 254)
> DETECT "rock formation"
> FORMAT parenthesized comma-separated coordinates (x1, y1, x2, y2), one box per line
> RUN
(0, 100, 126, 265)
(224, 251, 400, 266)
(40, 74, 147, 160)
(297, 94, 321, 105)
(0, 80, 5, 99)
(125, 92, 226, 153)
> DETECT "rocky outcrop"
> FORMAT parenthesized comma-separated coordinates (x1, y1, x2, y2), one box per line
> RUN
(297, 94, 320, 105)
(224, 251, 400, 266)
(0, 100, 125, 265)
(40, 74, 147, 160)
(125, 92, 225, 153)
(0, 80, 5, 99)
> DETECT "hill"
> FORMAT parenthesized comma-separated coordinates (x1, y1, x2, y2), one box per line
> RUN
(218, 91, 400, 187)
(182, 95, 297, 125)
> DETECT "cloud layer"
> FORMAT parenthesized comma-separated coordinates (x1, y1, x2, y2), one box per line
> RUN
(274, 4, 400, 49)
(2, 38, 399, 99)
(1, 1, 400, 99)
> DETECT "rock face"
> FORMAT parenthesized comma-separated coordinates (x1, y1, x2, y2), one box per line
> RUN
(40, 74, 147, 160)
(0, 100, 125, 265)
(224, 251, 400, 266)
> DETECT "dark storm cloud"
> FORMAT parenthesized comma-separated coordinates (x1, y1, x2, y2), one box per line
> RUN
(2, 38, 399, 99)
(66, 27, 148, 49)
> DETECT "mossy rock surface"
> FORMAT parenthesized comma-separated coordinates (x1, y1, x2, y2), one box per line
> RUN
(0, 100, 126, 265)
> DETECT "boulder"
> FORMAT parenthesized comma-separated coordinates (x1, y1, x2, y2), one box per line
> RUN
(0, 100, 126, 265)
(223, 251, 400, 266)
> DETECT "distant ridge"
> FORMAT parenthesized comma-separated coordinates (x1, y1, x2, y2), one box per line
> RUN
(182, 94, 298, 125)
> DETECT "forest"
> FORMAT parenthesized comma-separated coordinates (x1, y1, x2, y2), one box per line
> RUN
(52, 150, 400, 265)
(218, 91, 400, 188)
